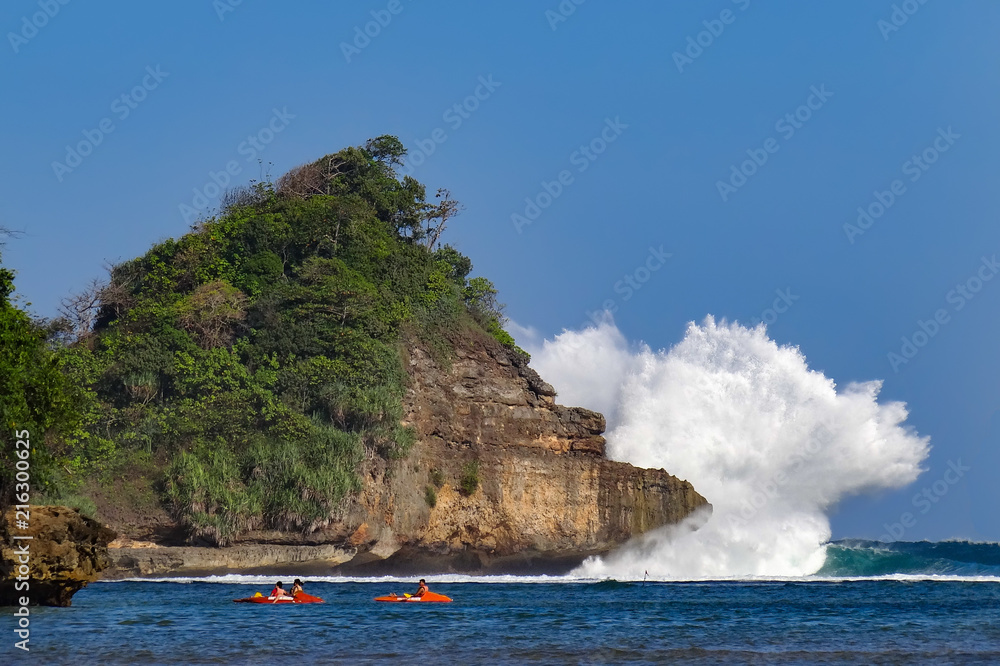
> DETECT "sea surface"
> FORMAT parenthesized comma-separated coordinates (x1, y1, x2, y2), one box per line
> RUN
(19, 541, 1000, 665)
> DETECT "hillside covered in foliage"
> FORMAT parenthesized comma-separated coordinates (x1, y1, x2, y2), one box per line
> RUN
(1, 136, 523, 545)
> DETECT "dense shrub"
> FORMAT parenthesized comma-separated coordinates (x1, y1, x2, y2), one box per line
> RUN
(0, 237, 89, 503)
(460, 461, 480, 496)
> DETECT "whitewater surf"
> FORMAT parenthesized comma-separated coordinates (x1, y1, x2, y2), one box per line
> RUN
(516, 315, 932, 580)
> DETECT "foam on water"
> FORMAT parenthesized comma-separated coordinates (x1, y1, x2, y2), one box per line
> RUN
(101, 573, 595, 585)
(517, 316, 932, 580)
(100, 571, 1000, 585)
(99, 540, 1000, 585)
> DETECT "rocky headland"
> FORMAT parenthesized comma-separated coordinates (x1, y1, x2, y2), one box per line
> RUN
(1, 139, 709, 607)
(104, 333, 708, 578)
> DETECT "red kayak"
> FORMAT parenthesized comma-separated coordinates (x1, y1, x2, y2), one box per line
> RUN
(234, 592, 324, 604)
(374, 592, 452, 603)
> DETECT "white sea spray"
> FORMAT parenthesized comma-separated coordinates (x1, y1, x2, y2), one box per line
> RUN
(520, 316, 930, 579)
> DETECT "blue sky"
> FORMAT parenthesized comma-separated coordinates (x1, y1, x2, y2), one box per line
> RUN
(2, 0, 998, 541)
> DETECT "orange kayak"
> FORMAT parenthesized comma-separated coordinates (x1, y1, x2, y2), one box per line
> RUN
(234, 592, 324, 604)
(374, 592, 452, 603)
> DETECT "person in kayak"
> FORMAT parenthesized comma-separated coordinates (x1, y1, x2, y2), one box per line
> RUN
(270, 581, 291, 599)
(290, 579, 304, 596)
(390, 579, 429, 599)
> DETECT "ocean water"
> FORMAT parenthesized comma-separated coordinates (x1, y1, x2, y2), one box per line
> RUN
(21, 541, 1000, 665)
(16, 320, 990, 663)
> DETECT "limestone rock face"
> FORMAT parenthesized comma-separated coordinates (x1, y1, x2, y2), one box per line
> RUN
(402, 342, 610, 457)
(338, 334, 709, 571)
(1, 506, 116, 606)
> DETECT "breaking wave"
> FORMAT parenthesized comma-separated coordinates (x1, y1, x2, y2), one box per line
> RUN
(818, 539, 1000, 577)
(518, 316, 931, 579)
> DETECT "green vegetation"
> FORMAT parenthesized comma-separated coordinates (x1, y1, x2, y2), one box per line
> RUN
(0, 233, 88, 503)
(424, 485, 437, 508)
(460, 460, 480, 496)
(0, 137, 524, 544)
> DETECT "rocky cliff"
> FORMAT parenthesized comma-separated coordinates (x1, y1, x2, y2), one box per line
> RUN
(105, 333, 708, 577)
(1, 506, 115, 606)
(338, 335, 708, 572)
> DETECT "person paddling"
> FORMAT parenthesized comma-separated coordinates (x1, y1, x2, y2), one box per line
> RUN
(270, 581, 291, 599)
(391, 578, 430, 599)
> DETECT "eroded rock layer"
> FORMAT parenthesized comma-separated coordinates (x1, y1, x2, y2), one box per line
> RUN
(336, 335, 708, 572)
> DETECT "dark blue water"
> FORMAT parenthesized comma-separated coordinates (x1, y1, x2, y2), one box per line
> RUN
(19, 578, 1000, 664)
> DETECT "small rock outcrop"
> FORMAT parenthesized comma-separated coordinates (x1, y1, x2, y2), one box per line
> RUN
(1, 506, 116, 606)
(106, 542, 355, 579)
